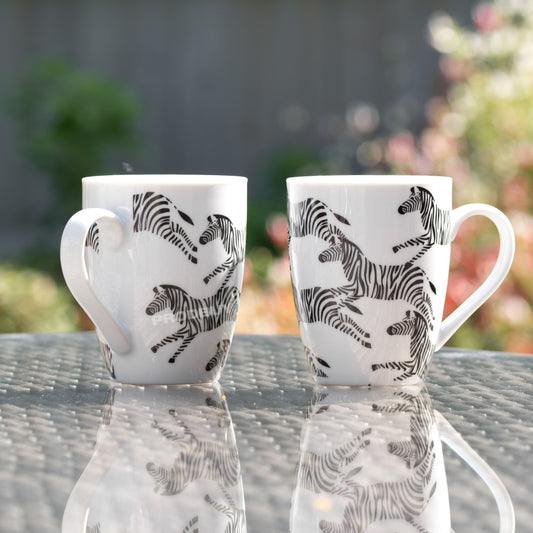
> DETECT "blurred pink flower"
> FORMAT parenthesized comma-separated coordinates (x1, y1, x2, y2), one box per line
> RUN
(502, 176, 530, 211)
(439, 56, 472, 82)
(472, 3, 502, 33)
(516, 143, 533, 169)
(421, 128, 458, 161)
(266, 213, 288, 249)
(385, 132, 416, 167)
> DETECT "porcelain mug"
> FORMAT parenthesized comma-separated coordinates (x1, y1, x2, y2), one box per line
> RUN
(62, 384, 246, 533)
(60, 175, 247, 384)
(287, 175, 515, 386)
(290, 385, 514, 533)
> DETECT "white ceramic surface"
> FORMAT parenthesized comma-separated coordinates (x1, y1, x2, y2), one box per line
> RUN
(287, 175, 515, 386)
(61, 175, 247, 384)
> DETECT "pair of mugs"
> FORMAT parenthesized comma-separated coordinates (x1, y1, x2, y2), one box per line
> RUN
(60, 174, 515, 386)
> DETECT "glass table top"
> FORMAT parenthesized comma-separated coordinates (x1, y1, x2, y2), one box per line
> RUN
(0, 332, 531, 532)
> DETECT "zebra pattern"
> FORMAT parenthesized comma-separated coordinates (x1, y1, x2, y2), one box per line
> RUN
(295, 286, 371, 348)
(372, 389, 435, 469)
(133, 191, 198, 263)
(199, 214, 245, 287)
(304, 345, 330, 379)
(97, 339, 116, 379)
(147, 415, 240, 495)
(318, 442, 437, 533)
(393, 186, 451, 262)
(204, 488, 246, 533)
(205, 339, 231, 372)
(146, 284, 240, 363)
(319, 228, 436, 323)
(372, 310, 435, 382)
(288, 197, 350, 243)
(85, 222, 100, 253)
(297, 428, 371, 497)
(180, 516, 199, 533)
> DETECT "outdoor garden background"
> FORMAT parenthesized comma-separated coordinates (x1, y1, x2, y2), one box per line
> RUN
(1, 0, 532, 354)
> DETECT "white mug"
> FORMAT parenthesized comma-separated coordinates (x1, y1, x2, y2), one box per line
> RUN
(60, 175, 247, 384)
(287, 175, 515, 386)
(62, 384, 246, 533)
(290, 385, 514, 533)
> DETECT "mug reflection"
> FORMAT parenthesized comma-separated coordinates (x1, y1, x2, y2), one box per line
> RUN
(291, 384, 515, 533)
(63, 384, 246, 533)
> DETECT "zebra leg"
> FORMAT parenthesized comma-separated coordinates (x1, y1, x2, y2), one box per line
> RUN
(392, 234, 428, 254)
(406, 243, 432, 264)
(371, 360, 409, 373)
(220, 262, 238, 288)
(151, 329, 186, 353)
(168, 334, 196, 363)
(338, 314, 372, 349)
(203, 258, 232, 284)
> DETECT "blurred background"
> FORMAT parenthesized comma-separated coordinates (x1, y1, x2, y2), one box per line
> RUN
(0, 0, 531, 353)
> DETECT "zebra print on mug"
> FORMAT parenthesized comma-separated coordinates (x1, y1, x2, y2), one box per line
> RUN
(372, 310, 435, 382)
(294, 388, 439, 533)
(393, 186, 451, 262)
(146, 284, 240, 363)
(199, 214, 245, 287)
(133, 191, 198, 263)
(288, 190, 448, 382)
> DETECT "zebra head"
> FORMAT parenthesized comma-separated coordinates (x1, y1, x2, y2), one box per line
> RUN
(387, 310, 434, 336)
(199, 214, 226, 245)
(146, 286, 171, 316)
(318, 228, 346, 263)
(398, 186, 424, 215)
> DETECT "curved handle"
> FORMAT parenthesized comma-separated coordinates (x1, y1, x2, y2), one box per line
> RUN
(436, 411, 515, 533)
(60, 208, 131, 354)
(436, 204, 515, 350)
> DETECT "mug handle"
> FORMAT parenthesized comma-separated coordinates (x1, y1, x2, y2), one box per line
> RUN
(436, 204, 515, 350)
(60, 208, 131, 355)
(436, 411, 515, 533)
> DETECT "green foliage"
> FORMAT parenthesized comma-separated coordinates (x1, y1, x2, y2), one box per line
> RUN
(0, 264, 79, 333)
(9, 58, 141, 220)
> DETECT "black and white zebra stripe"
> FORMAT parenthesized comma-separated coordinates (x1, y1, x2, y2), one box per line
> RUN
(393, 186, 451, 262)
(205, 339, 231, 372)
(146, 284, 240, 363)
(372, 310, 435, 382)
(295, 286, 371, 348)
(318, 441, 437, 533)
(199, 214, 245, 286)
(319, 228, 436, 323)
(288, 197, 350, 243)
(180, 516, 198, 533)
(204, 488, 246, 533)
(148, 417, 240, 495)
(297, 428, 371, 497)
(133, 191, 198, 263)
(85, 222, 100, 253)
(304, 345, 330, 379)
(372, 389, 435, 469)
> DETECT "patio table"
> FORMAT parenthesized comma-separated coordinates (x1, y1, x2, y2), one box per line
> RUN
(0, 332, 531, 532)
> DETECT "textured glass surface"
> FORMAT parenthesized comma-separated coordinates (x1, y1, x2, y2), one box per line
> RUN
(0, 333, 531, 532)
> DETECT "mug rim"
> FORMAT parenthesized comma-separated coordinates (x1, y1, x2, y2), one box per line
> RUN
(286, 175, 452, 186)
(82, 174, 247, 186)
